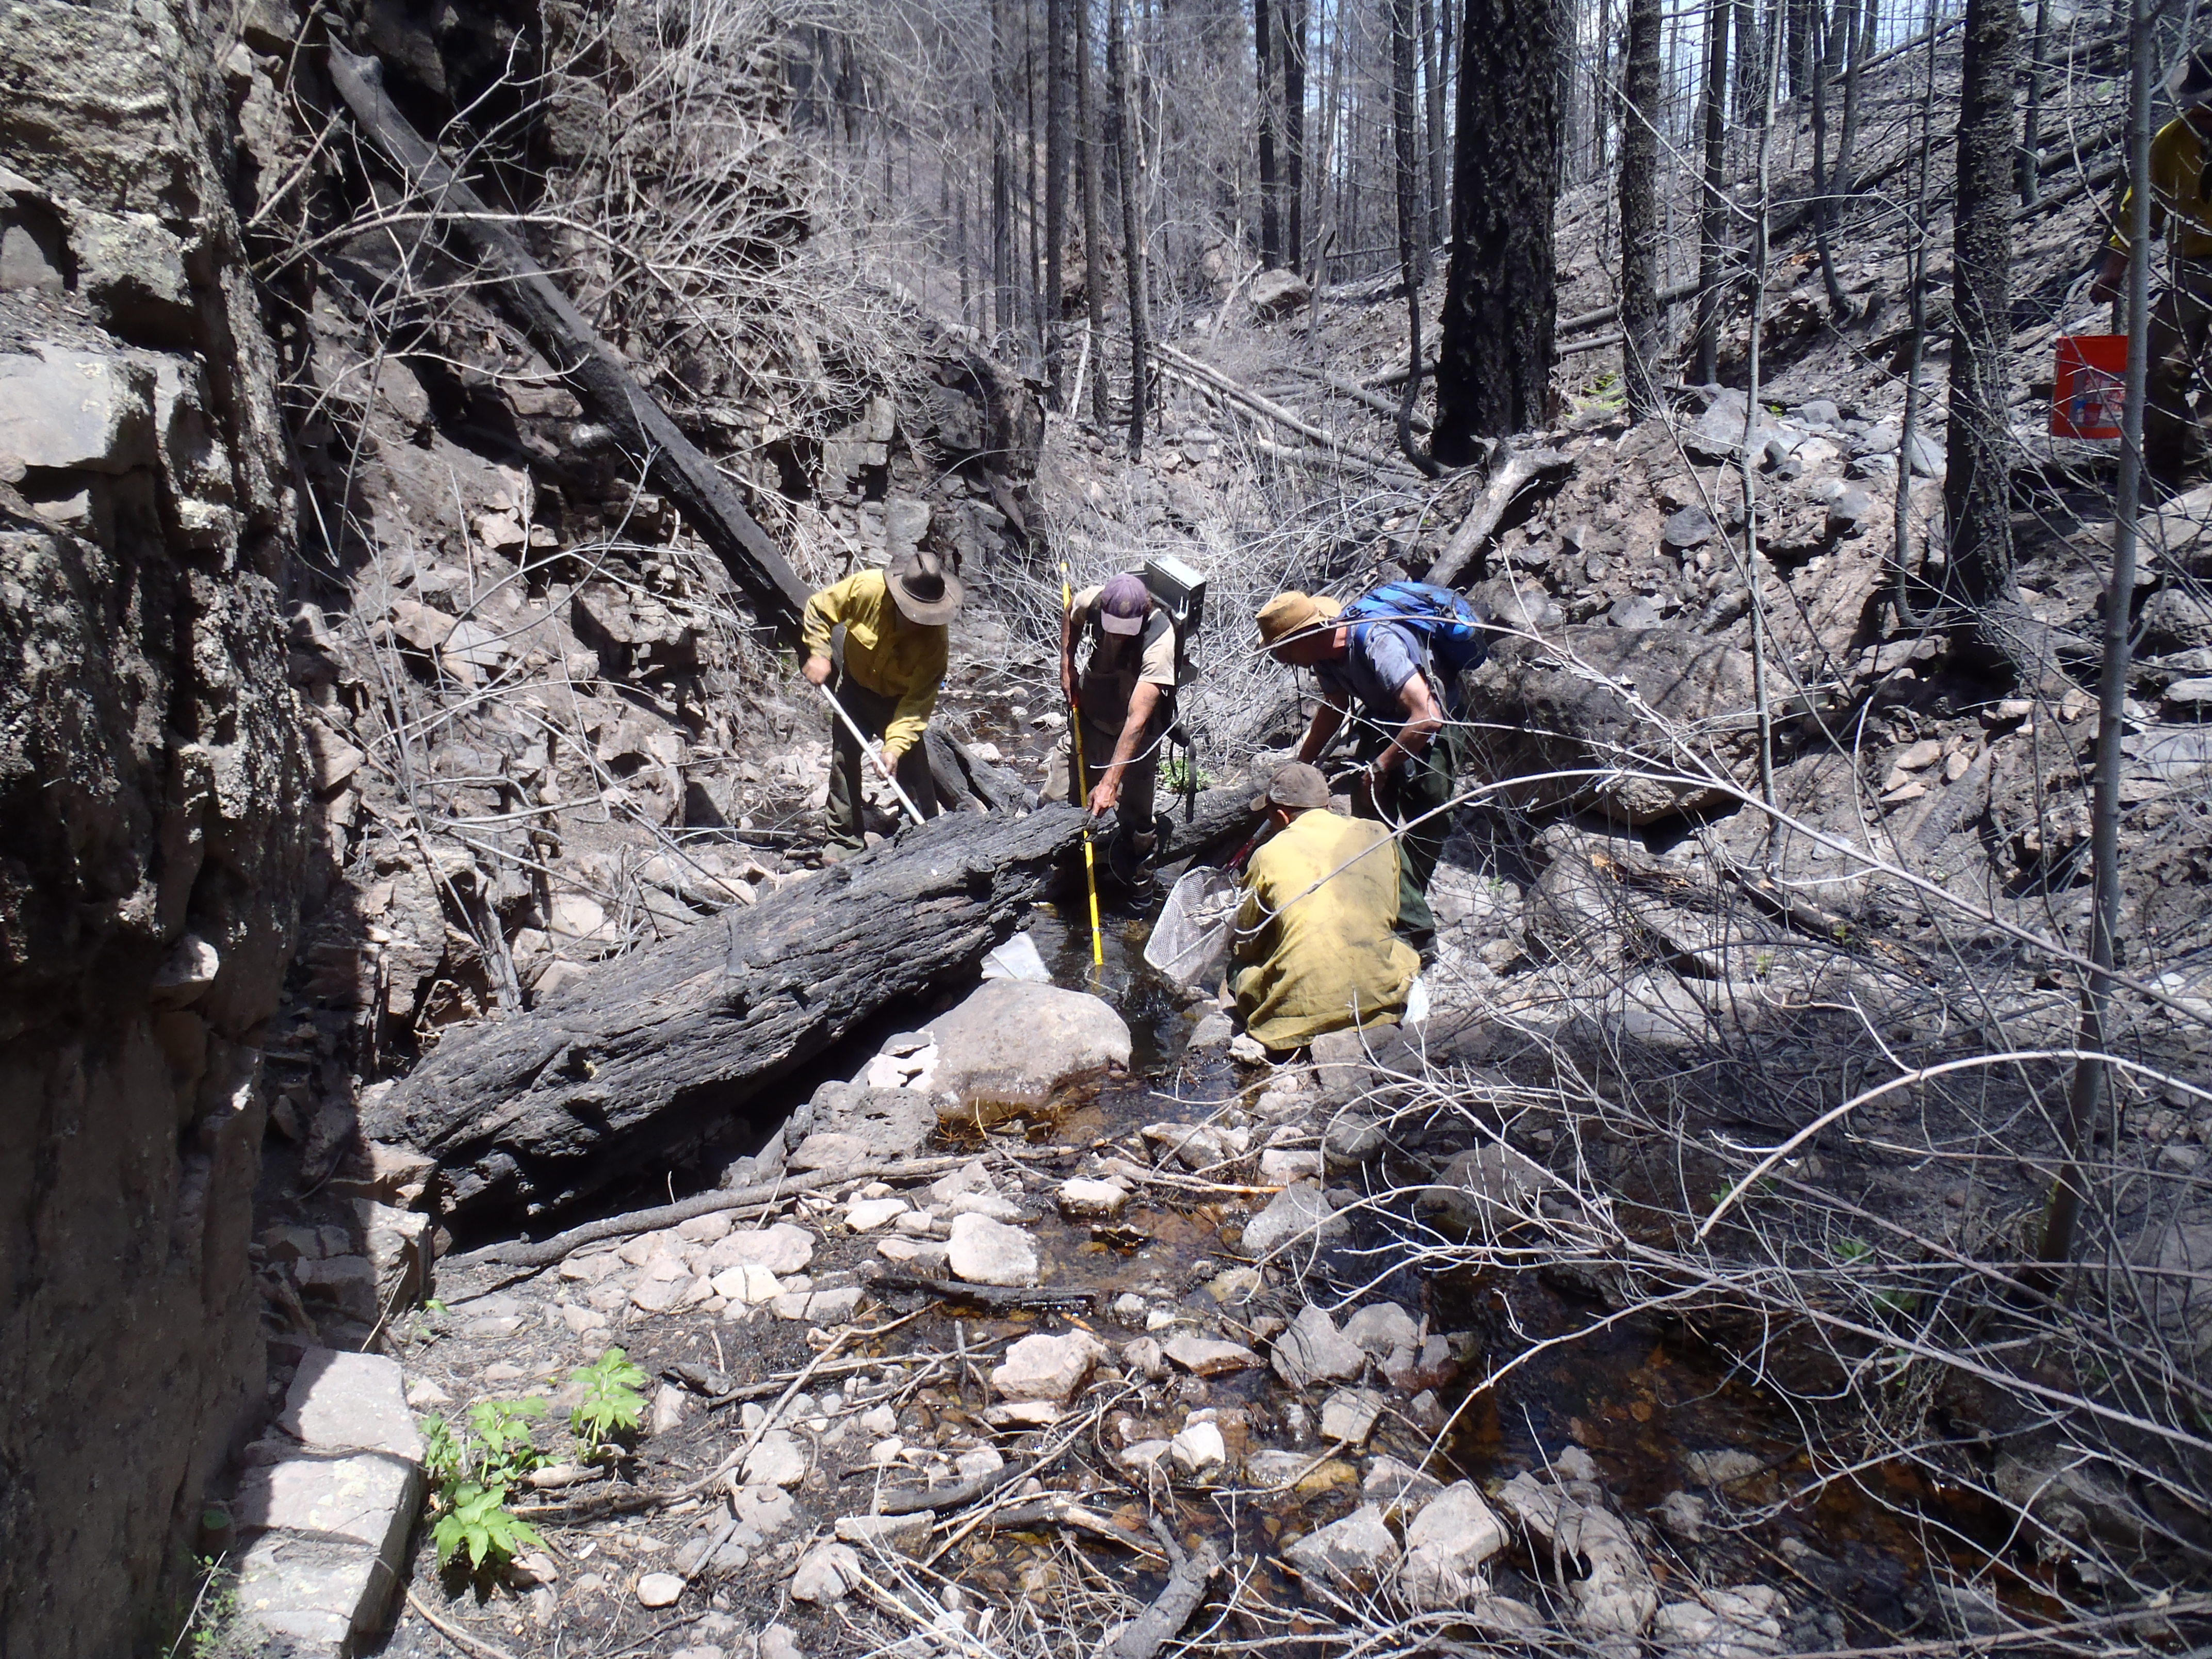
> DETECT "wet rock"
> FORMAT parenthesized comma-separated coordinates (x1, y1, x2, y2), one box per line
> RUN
(1170, 1419, 1227, 1475)
(1363, 1455, 1445, 1518)
(990, 1331, 1106, 1405)
(1653, 1587, 1790, 1658)
(704, 1224, 815, 1276)
(1056, 1178, 1129, 1218)
(1683, 1449, 1766, 1488)
(1123, 1337, 1170, 1380)
(789, 1542, 864, 1603)
(1403, 1483, 1506, 1588)
(922, 980, 1132, 1108)
(1190, 1012, 1234, 1048)
(1497, 1470, 1658, 1638)
(1342, 1302, 1419, 1359)
(1421, 1143, 1556, 1231)
(1656, 1490, 1708, 1541)
(1240, 1182, 1345, 1257)
(1319, 1388, 1384, 1446)
(1119, 1439, 1174, 1473)
(1110, 1292, 1149, 1328)
(1281, 1504, 1400, 1592)
(1258, 1148, 1322, 1183)
(1164, 1335, 1262, 1376)
(638, 1572, 685, 1608)
(1142, 1120, 1242, 1169)
(1272, 1304, 1367, 1389)
(946, 1213, 1039, 1286)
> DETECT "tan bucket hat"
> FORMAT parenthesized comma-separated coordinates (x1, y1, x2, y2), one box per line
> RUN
(1256, 590, 1343, 647)
(887, 548, 963, 626)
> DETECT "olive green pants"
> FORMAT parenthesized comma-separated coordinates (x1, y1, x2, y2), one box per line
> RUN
(1350, 718, 1466, 956)
(825, 677, 938, 851)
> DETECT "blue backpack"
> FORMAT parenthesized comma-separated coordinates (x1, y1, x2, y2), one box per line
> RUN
(1341, 580, 1491, 693)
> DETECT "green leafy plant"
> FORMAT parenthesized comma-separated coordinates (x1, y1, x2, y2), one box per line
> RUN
(570, 1347, 649, 1456)
(418, 1400, 550, 1576)
(1160, 757, 1212, 794)
(468, 1397, 550, 1487)
(432, 1481, 546, 1573)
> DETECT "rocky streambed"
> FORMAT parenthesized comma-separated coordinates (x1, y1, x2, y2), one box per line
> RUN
(268, 900, 1966, 1659)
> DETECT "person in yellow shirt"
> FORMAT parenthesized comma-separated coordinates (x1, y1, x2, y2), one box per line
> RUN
(800, 548, 961, 856)
(2091, 50, 2212, 482)
(1231, 762, 1420, 1055)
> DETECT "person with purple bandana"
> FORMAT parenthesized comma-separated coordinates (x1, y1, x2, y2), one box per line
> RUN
(1056, 571, 1180, 890)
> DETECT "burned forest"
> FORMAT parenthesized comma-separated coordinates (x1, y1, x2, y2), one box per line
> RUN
(3, 0, 2211, 1655)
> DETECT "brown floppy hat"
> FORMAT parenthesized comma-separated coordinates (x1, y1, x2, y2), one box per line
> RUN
(887, 548, 963, 626)
(1248, 761, 1333, 814)
(1256, 591, 1343, 648)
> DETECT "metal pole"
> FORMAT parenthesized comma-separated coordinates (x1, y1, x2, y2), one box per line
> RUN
(816, 681, 926, 824)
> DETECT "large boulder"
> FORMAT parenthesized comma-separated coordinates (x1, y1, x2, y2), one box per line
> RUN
(1460, 626, 1772, 824)
(912, 979, 1131, 1111)
(1249, 268, 1312, 319)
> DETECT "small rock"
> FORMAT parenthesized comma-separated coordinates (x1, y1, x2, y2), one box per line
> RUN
(1056, 1178, 1130, 1218)
(788, 1542, 864, 1604)
(1164, 1335, 1262, 1376)
(990, 1330, 1106, 1405)
(1142, 1120, 1236, 1170)
(1272, 1305, 1366, 1389)
(1110, 1292, 1149, 1328)
(947, 1213, 1039, 1286)
(1228, 1033, 1268, 1065)
(1241, 1183, 1344, 1257)
(1656, 1490, 1708, 1541)
(835, 1512, 934, 1553)
(711, 1263, 785, 1305)
(1189, 1012, 1234, 1048)
(734, 1484, 798, 1535)
(1363, 1455, 1445, 1517)
(770, 1286, 864, 1323)
(1281, 1503, 1400, 1591)
(1122, 1337, 1170, 1380)
(1258, 1147, 1322, 1183)
(741, 1430, 808, 1487)
(1826, 486, 1876, 536)
(1341, 1302, 1419, 1359)
(1662, 507, 1715, 549)
(405, 1378, 451, 1408)
(1119, 1439, 1174, 1473)
(1319, 1388, 1384, 1445)
(759, 1625, 805, 1659)
(677, 1212, 735, 1243)
(1169, 1419, 1227, 1475)
(704, 1224, 815, 1276)
(650, 1384, 689, 1436)
(1683, 1448, 1765, 1488)
(637, 1572, 685, 1608)
(1206, 1266, 1263, 1304)
(845, 1197, 909, 1232)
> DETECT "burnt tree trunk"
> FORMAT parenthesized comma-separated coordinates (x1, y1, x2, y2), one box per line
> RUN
(1619, 0, 1664, 417)
(1945, 0, 2027, 659)
(1433, 0, 1564, 460)
(1078, 0, 1113, 428)
(366, 789, 1266, 1224)
(1256, 0, 1282, 267)
(1284, 0, 1308, 273)
(1046, 0, 1070, 391)
(1108, 0, 1150, 459)
(1693, 0, 1732, 383)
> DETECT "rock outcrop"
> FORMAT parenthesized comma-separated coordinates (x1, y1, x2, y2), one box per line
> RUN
(0, 0, 307, 1651)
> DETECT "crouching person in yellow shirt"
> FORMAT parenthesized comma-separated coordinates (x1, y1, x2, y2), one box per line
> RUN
(1231, 762, 1420, 1055)
(800, 549, 961, 856)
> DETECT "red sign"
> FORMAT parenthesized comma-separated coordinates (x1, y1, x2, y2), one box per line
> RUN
(2051, 334, 2128, 439)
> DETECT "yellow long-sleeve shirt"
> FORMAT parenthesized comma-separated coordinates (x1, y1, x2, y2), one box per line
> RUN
(2109, 112, 2212, 258)
(800, 570, 949, 759)
(1232, 808, 1419, 1052)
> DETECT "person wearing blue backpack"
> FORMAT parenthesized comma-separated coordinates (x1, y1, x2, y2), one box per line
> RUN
(1255, 580, 1488, 956)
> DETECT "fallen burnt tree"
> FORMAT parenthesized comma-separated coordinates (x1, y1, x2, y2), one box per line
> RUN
(365, 788, 1259, 1226)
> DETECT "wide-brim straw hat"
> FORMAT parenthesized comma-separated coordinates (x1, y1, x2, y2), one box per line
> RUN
(887, 548, 963, 626)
